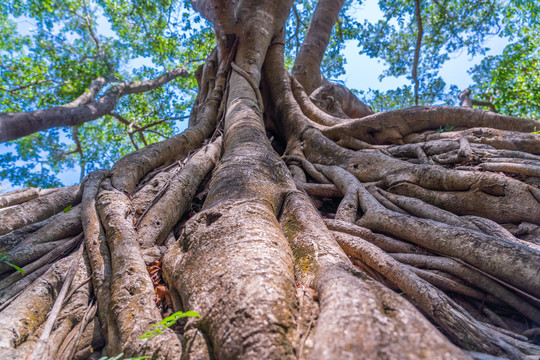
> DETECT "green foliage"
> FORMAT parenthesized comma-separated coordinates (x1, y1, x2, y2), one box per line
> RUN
(0, 252, 25, 274)
(436, 125, 455, 133)
(98, 353, 149, 360)
(362, 87, 415, 112)
(0, 0, 215, 187)
(139, 310, 200, 339)
(2, 0, 539, 188)
(469, 1, 540, 119)
(284, 0, 361, 79)
(92, 311, 200, 359)
(358, 83, 458, 112)
(0, 0, 123, 113)
(355, 0, 502, 105)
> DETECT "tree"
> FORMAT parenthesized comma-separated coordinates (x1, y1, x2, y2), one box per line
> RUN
(0, 0, 213, 187)
(0, 0, 539, 359)
(355, 0, 505, 107)
(470, 0, 540, 119)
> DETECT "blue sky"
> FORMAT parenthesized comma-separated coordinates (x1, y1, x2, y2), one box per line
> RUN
(0, 0, 508, 191)
(339, 0, 507, 92)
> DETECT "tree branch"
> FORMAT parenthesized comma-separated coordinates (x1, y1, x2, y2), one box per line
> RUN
(0, 67, 188, 142)
(292, 0, 345, 94)
(110, 112, 142, 150)
(459, 88, 497, 112)
(63, 77, 108, 108)
(413, 0, 423, 106)
(71, 126, 85, 183)
(287, 5, 307, 55)
(192, 0, 238, 46)
(0, 79, 53, 93)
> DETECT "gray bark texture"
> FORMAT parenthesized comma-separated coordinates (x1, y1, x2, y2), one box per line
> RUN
(0, 1, 539, 359)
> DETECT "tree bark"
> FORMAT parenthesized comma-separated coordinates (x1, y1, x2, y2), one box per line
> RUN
(1, 1, 539, 359)
(293, 0, 345, 94)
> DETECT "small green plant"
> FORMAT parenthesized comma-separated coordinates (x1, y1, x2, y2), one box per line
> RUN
(139, 311, 200, 339)
(63, 205, 72, 213)
(436, 125, 455, 133)
(0, 252, 24, 274)
(98, 353, 149, 360)
(531, 126, 540, 134)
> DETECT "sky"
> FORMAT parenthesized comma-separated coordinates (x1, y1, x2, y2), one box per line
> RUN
(339, 0, 507, 93)
(0, 0, 508, 192)
(340, 35, 506, 94)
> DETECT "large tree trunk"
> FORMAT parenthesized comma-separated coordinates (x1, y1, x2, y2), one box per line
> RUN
(1, 1, 539, 359)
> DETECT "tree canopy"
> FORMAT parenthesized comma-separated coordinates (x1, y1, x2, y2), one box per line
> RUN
(1, 0, 539, 188)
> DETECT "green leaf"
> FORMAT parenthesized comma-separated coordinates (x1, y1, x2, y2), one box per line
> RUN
(5, 261, 25, 274)
(139, 310, 200, 339)
(436, 125, 454, 133)
(181, 311, 201, 318)
(0, 252, 25, 274)
(63, 205, 72, 213)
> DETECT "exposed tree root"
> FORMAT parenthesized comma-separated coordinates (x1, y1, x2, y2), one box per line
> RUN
(281, 190, 469, 359)
(96, 180, 182, 358)
(136, 137, 222, 248)
(0, 187, 58, 209)
(0, 185, 80, 236)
